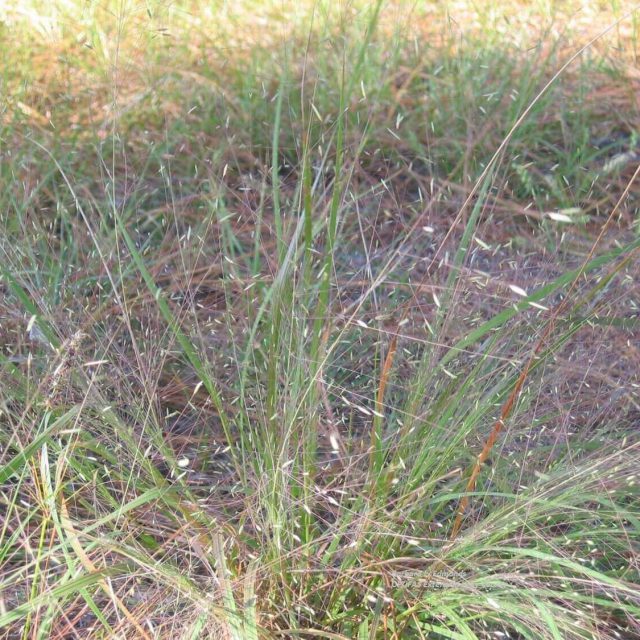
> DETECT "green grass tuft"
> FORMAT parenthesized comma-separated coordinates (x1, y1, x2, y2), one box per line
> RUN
(1, 1, 639, 638)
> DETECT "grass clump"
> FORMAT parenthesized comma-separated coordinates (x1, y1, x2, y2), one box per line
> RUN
(1, 1, 639, 638)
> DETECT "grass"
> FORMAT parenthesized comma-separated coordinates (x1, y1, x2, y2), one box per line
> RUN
(1, 0, 640, 638)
